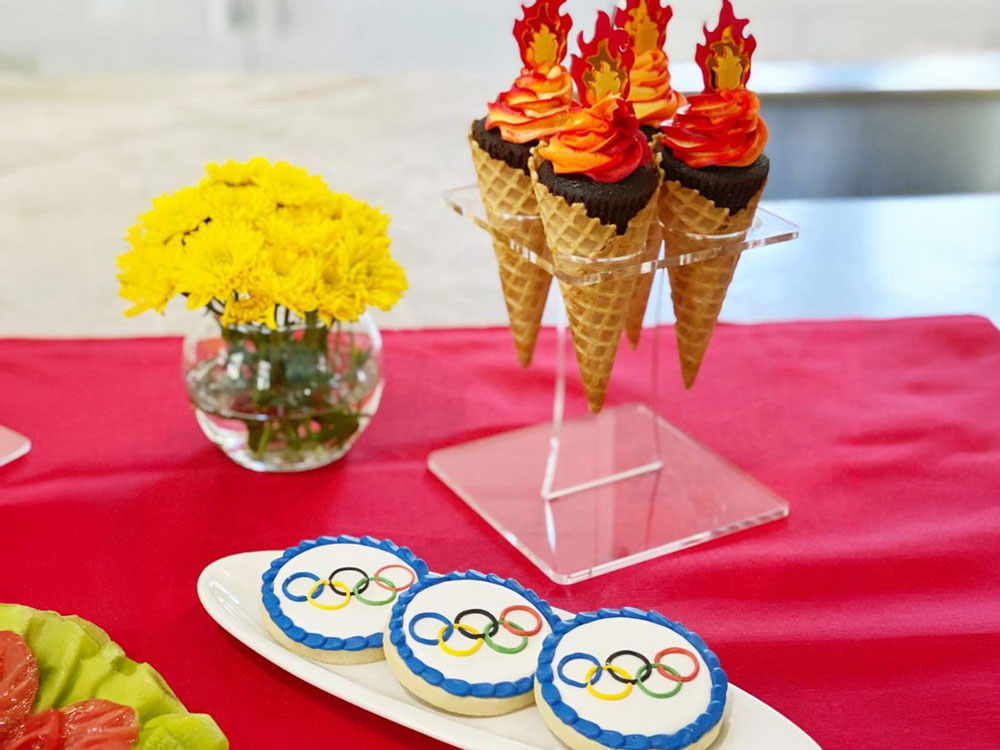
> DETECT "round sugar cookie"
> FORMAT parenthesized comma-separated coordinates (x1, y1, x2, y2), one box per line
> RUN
(535, 608, 727, 750)
(383, 571, 559, 716)
(260, 535, 429, 664)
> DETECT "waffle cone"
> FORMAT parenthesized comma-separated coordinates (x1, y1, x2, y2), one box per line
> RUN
(659, 179, 765, 388)
(624, 218, 662, 348)
(469, 132, 552, 367)
(529, 154, 660, 413)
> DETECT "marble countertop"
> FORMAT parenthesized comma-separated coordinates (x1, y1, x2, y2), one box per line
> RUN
(1, 73, 998, 337)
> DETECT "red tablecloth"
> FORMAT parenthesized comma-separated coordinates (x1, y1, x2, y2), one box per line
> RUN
(2, 317, 999, 749)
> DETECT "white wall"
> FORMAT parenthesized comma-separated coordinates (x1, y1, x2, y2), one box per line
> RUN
(0, 0, 997, 74)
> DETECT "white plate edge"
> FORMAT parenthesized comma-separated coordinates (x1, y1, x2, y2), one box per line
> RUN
(197, 551, 822, 750)
(197, 553, 546, 750)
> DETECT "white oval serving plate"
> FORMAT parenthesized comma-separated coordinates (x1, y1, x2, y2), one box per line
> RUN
(198, 551, 821, 750)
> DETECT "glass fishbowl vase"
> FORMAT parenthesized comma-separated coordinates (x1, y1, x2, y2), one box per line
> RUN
(183, 312, 383, 472)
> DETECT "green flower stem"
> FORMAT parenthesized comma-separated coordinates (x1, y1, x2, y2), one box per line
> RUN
(215, 309, 366, 462)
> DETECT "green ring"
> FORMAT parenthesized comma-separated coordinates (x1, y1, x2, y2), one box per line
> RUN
(352, 575, 397, 606)
(483, 618, 529, 654)
(636, 663, 683, 698)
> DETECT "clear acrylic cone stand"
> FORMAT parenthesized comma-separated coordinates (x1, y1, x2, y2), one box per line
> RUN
(430, 186, 799, 584)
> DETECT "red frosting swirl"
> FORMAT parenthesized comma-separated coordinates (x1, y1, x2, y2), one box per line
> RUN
(628, 49, 686, 127)
(535, 95, 652, 183)
(659, 88, 768, 168)
(485, 65, 575, 144)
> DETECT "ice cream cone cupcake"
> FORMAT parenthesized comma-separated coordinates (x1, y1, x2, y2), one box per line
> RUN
(469, 0, 575, 367)
(656, 0, 769, 388)
(530, 13, 661, 413)
(615, 0, 686, 347)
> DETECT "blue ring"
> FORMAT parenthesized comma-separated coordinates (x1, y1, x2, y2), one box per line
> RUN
(557, 652, 603, 688)
(261, 535, 430, 652)
(281, 571, 321, 602)
(408, 612, 454, 646)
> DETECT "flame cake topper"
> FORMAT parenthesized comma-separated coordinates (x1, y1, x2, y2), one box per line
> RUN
(695, 0, 757, 92)
(514, 0, 573, 72)
(571, 11, 635, 106)
(614, 0, 673, 54)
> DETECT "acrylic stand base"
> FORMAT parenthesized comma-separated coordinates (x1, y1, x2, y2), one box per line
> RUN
(433, 186, 798, 584)
(429, 403, 788, 584)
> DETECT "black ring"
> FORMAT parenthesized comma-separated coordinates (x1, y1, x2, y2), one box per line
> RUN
(605, 650, 652, 685)
(454, 609, 500, 640)
(327, 566, 370, 597)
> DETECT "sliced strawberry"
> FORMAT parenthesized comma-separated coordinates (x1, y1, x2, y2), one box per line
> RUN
(0, 632, 39, 743)
(3, 709, 64, 750)
(61, 700, 137, 750)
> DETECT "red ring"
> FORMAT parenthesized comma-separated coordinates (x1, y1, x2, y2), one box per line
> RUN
(373, 564, 416, 592)
(653, 647, 700, 682)
(499, 605, 543, 637)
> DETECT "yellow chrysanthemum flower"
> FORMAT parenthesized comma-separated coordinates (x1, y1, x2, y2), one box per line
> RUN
(117, 224, 180, 316)
(204, 157, 270, 187)
(175, 220, 264, 309)
(256, 161, 330, 208)
(138, 186, 209, 245)
(200, 182, 274, 223)
(315, 225, 408, 323)
(266, 245, 321, 321)
(220, 289, 279, 329)
(258, 206, 339, 257)
(116, 158, 406, 327)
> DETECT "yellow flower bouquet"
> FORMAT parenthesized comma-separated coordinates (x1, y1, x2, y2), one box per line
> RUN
(117, 158, 407, 471)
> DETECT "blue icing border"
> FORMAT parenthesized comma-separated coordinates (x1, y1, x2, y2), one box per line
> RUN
(536, 608, 727, 750)
(387, 570, 560, 699)
(261, 535, 430, 652)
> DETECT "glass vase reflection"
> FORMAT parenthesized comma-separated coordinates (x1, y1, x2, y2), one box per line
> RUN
(183, 312, 383, 472)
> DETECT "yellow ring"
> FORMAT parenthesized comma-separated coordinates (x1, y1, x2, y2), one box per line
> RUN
(585, 664, 633, 701)
(306, 579, 352, 610)
(437, 623, 483, 657)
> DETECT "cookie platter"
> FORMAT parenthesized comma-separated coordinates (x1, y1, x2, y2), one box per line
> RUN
(198, 550, 821, 750)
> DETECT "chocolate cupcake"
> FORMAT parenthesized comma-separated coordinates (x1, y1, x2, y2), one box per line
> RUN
(528, 94, 662, 413)
(533, 156, 659, 236)
(470, 117, 536, 175)
(656, 145, 768, 213)
(616, 0, 686, 139)
(656, 0, 770, 388)
(467, 0, 575, 367)
(603, 0, 686, 347)
(639, 124, 663, 141)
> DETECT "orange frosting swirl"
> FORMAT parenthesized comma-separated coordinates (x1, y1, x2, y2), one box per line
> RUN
(485, 65, 575, 144)
(628, 49, 686, 127)
(536, 95, 652, 183)
(659, 88, 768, 168)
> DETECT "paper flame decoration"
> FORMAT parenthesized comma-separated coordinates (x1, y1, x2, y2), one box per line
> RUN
(614, 0, 673, 55)
(695, 0, 757, 92)
(513, 0, 573, 72)
(571, 11, 635, 106)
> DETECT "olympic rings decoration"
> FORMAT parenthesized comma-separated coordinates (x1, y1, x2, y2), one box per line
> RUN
(407, 605, 544, 657)
(281, 564, 416, 610)
(557, 647, 700, 700)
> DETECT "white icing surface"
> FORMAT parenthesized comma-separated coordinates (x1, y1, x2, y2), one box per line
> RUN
(551, 617, 714, 737)
(274, 542, 417, 639)
(401, 579, 553, 686)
